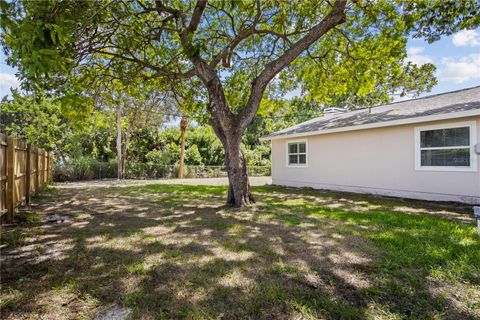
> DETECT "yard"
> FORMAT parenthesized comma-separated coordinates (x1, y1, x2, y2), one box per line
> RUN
(1, 179, 479, 319)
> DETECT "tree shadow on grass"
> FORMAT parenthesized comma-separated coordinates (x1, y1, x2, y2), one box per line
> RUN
(1, 183, 478, 319)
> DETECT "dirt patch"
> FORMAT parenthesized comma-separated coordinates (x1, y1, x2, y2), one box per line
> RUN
(96, 306, 131, 320)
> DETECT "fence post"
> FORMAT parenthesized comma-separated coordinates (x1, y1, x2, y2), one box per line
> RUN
(50, 153, 54, 181)
(35, 147, 39, 193)
(39, 149, 43, 190)
(25, 144, 31, 206)
(6, 137, 16, 223)
(46, 152, 50, 183)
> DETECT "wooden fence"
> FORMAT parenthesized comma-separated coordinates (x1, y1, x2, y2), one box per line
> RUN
(0, 133, 52, 224)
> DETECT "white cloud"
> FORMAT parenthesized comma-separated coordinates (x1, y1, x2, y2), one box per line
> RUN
(391, 93, 414, 103)
(0, 73, 20, 92)
(407, 47, 424, 55)
(452, 29, 480, 47)
(438, 53, 480, 84)
(406, 47, 433, 65)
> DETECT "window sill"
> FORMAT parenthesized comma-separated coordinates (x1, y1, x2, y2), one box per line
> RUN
(415, 166, 477, 172)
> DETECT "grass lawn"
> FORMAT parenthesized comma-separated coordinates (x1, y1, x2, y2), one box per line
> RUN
(1, 182, 479, 319)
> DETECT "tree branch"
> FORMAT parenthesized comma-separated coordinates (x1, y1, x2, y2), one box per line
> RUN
(238, 0, 348, 129)
(93, 49, 196, 80)
(210, 27, 293, 68)
(187, 0, 208, 33)
(144, 68, 197, 80)
(155, 0, 187, 28)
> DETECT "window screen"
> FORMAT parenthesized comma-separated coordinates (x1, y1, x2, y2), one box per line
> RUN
(419, 126, 470, 167)
(288, 142, 307, 166)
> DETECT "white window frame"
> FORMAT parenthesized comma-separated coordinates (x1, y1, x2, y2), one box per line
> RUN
(414, 120, 477, 172)
(286, 139, 308, 167)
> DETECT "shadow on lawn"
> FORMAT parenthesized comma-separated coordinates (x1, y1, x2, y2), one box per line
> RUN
(1, 184, 478, 319)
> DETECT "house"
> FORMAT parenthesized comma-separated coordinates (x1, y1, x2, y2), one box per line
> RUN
(260, 86, 480, 204)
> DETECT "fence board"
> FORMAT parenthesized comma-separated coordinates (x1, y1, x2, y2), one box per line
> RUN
(0, 133, 52, 224)
(0, 133, 7, 217)
(29, 147, 38, 196)
(14, 139, 27, 207)
(26, 145, 31, 205)
(34, 147, 39, 193)
(6, 136, 15, 223)
(38, 150, 45, 192)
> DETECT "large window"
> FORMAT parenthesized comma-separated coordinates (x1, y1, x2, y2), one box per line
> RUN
(287, 141, 307, 167)
(415, 121, 476, 171)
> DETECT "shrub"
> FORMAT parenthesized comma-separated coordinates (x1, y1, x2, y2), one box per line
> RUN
(53, 157, 118, 181)
(145, 149, 163, 164)
(185, 145, 203, 165)
(243, 143, 271, 167)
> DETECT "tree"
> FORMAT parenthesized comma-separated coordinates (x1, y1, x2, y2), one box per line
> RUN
(63, 110, 116, 162)
(0, 92, 64, 151)
(169, 85, 199, 179)
(96, 82, 175, 179)
(178, 115, 188, 178)
(2, 0, 478, 206)
(0, 90, 89, 153)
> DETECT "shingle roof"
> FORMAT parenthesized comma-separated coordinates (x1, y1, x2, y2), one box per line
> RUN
(261, 86, 480, 140)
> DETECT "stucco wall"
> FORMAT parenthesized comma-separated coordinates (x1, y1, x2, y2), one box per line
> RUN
(271, 116, 480, 204)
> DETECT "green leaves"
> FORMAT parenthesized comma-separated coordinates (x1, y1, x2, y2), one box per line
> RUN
(0, 92, 87, 152)
(289, 4, 439, 108)
(401, 0, 480, 43)
(1, 0, 478, 149)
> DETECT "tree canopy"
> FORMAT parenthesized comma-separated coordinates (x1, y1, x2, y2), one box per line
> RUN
(1, 0, 478, 206)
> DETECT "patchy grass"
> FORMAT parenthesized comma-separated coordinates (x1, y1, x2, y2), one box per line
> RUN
(1, 182, 479, 319)
(1, 211, 41, 249)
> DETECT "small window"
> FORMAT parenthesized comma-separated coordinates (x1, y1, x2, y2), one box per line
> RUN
(415, 122, 476, 171)
(287, 141, 307, 166)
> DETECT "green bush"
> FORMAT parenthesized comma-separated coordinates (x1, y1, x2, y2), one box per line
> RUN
(185, 145, 203, 165)
(244, 143, 271, 167)
(54, 157, 117, 181)
(145, 149, 163, 164)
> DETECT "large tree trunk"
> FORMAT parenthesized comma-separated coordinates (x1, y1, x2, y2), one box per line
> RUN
(209, 115, 254, 207)
(178, 116, 188, 178)
(116, 105, 123, 179)
(224, 139, 253, 207)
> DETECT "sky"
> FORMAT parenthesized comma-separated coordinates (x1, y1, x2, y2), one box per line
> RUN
(405, 29, 480, 95)
(0, 29, 479, 100)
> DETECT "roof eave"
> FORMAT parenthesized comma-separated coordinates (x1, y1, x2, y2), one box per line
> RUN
(259, 109, 480, 141)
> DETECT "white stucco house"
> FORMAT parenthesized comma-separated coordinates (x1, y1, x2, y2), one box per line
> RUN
(260, 86, 480, 204)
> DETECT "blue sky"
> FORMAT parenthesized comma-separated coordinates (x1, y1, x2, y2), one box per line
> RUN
(1, 29, 479, 99)
(405, 29, 480, 95)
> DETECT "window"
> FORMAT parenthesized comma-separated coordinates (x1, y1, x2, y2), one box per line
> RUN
(415, 121, 477, 171)
(287, 141, 307, 166)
